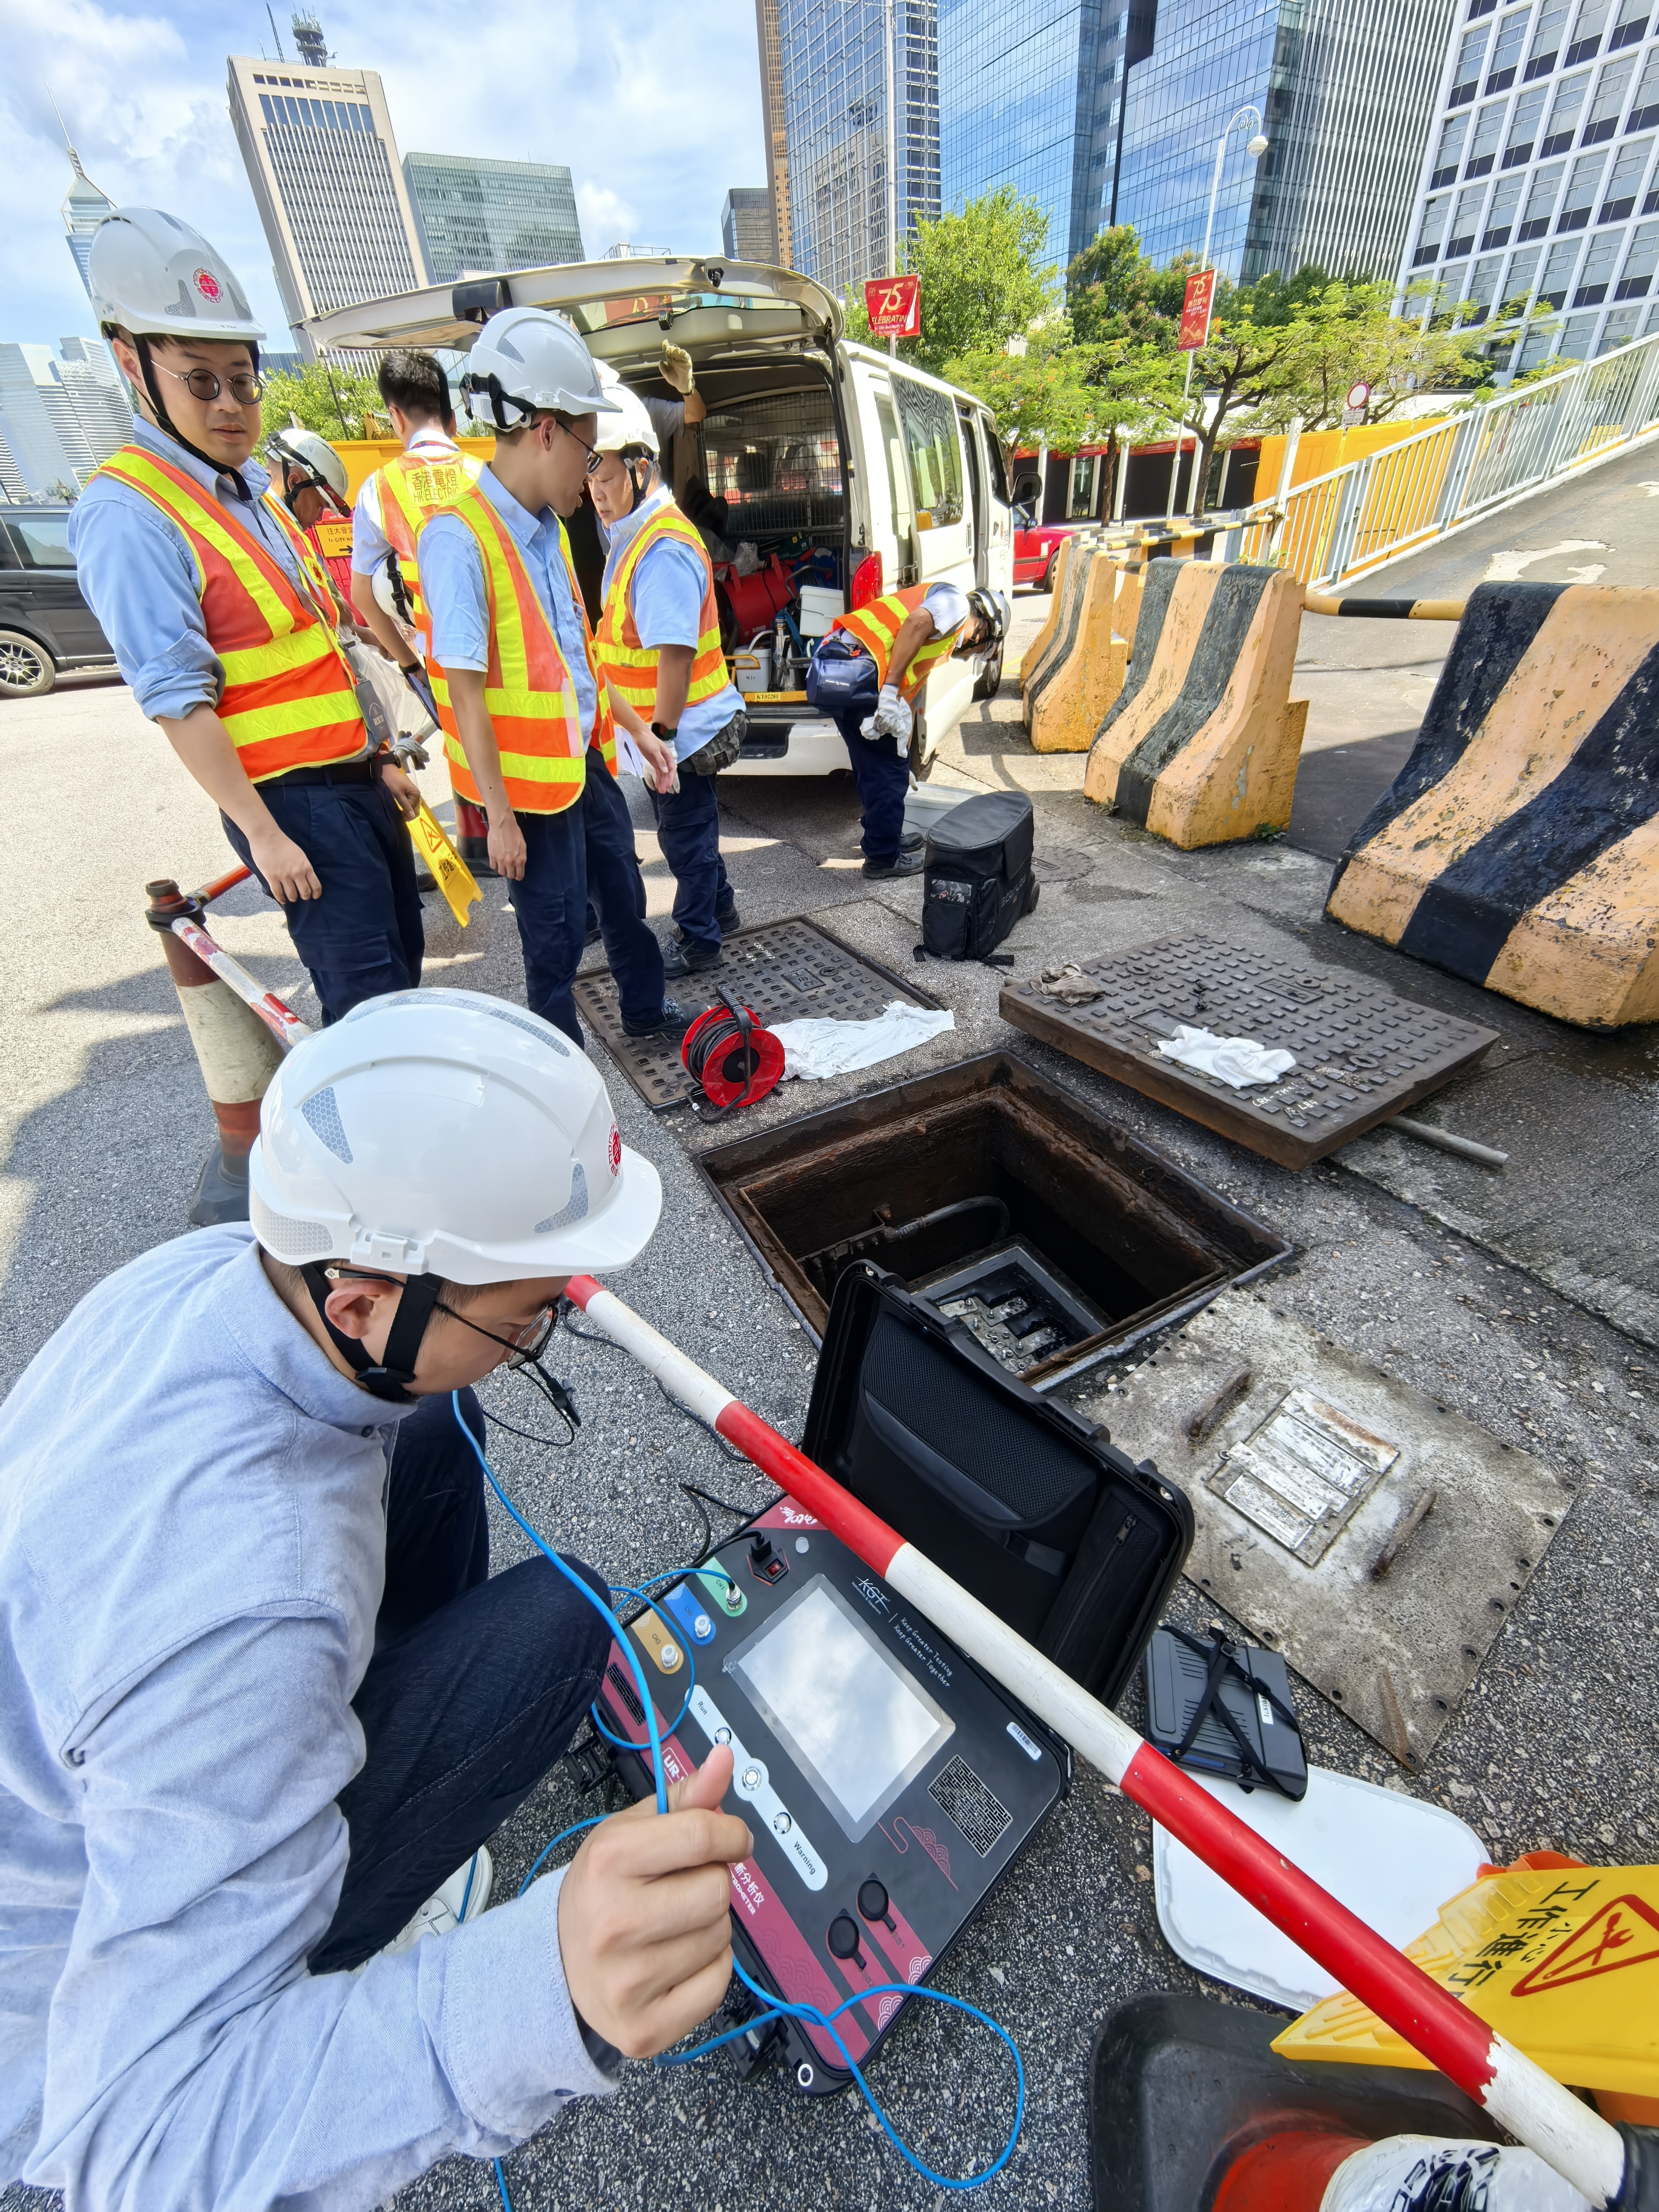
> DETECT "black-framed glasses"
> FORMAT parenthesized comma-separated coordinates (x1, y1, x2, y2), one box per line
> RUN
(155, 360, 264, 405)
(434, 1298, 558, 1370)
(558, 421, 603, 476)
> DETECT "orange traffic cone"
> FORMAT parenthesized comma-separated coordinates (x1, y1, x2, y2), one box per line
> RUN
(1212, 2131, 1368, 2212)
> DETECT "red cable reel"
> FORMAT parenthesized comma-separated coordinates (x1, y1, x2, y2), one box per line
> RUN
(681, 991, 785, 1111)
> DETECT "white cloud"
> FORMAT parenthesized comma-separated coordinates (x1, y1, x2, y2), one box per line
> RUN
(575, 181, 641, 255)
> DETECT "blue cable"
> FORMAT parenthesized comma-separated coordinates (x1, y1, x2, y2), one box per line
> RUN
(455, 1394, 1023, 2194)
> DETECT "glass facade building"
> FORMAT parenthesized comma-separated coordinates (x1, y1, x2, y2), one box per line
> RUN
(1398, 0, 1659, 368)
(777, 0, 941, 297)
(404, 153, 585, 284)
(756, 0, 795, 266)
(722, 186, 778, 259)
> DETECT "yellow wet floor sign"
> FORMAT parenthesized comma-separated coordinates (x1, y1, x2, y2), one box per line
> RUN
(1273, 1862, 1659, 2095)
(406, 799, 481, 928)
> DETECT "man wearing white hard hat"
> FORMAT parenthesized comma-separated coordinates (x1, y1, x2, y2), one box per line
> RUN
(420, 309, 684, 1045)
(0, 991, 750, 2205)
(69, 209, 426, 1025)
(589, 378, 747, 977)
(267, 422, 358, 608)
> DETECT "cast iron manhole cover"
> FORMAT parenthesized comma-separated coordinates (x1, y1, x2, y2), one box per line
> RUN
(578, 916, 943, 1110)
(999, 934, 1498, 1169)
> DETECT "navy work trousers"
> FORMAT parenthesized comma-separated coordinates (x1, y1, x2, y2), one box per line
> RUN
(831, 711, 910, 866)
(645, 772, 731, 956)
(222, 776, 424, 1026)
(310, 1388, 611, 1972)
(581, 751, 667, 1025)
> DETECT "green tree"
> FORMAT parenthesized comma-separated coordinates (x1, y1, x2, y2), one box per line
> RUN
(1066, 227, 1193, 347)
(945, 329, 1181, 491)
(846, 188, 1057, 377)
(259, 359, 382, 448)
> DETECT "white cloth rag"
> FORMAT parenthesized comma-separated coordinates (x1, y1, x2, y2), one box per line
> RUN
(769, 998, 956, 1080)
(1155, 1024, 1296, 1090)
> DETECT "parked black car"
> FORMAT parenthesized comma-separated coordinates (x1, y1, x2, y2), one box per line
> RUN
(0, 505, 116, 698)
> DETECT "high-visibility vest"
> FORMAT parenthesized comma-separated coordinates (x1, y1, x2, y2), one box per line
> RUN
(96, 444, 366, 782)
(594, 500, 728, 728)
(830, 585, 958, 705)
(260, 491, 349, 618)
(374, 443, 481, 644)
(423, 486, 589, 815)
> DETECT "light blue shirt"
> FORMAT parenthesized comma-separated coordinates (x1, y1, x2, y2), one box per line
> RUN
(350, 427, 474, 578)
(0, 1225, 614, 2205)
(68, 416, 305, 722)
(421, 466, 597, 742)
(600, 488, 743, 761)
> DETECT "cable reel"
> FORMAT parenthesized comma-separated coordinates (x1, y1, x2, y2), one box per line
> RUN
(681, 991, 785, 1111)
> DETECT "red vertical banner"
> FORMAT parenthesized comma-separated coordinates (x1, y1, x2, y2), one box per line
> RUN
(864, 273, 922, 338)
(1178, 269, 1218, 351)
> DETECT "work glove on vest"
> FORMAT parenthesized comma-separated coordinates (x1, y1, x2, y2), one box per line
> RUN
(860, 683, 913, 744)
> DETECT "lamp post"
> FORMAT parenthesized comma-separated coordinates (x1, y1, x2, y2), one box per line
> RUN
(1166, 106, 1268, 524)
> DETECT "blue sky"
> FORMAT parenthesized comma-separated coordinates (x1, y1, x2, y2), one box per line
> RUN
(0, 0, 768, 350)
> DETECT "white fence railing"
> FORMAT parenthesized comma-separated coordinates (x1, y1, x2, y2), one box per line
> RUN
(1208, 330, 1659, 589)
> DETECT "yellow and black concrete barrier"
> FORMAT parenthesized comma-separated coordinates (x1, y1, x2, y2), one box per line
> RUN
(1083, 558, 1308, 847)
(1327, 580, 1659, 1027)
(1019, 534, 1084, 700)
(1024, 554, 1144, 752)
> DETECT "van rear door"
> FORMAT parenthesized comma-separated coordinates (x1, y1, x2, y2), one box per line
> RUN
(887, 366, 975, 734)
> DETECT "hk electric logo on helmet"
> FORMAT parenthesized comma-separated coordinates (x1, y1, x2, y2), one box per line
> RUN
(608, 1124, 622, 1176)
(193, 267, 223, 303)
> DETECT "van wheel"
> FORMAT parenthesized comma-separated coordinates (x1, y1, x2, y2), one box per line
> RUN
(0, 631, 55, 699)
(972, 642, 1004, 701)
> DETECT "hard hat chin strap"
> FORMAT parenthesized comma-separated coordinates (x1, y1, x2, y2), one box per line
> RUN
(298, 1264, 447, 1404)
(134, 333, 256, 500)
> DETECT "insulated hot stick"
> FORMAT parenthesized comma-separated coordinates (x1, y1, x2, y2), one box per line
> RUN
(563, 1273, 1634, 2210)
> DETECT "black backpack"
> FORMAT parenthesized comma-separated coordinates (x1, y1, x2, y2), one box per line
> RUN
(918, 790, 1039, 963)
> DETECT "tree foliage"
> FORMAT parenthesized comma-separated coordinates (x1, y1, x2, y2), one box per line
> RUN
(259, 360, 383, 447)
(846, 188, 1057, 376)
(1067, 228, 1195, 348)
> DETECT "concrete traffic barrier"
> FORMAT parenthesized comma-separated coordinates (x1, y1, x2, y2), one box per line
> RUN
(1019, 534, 1086, 708)
(1028, 555, 1143, 753)
(1084, 558, 1308, 848)
(1327, 580, 1659, 1027)
(145, 878, 306, 1226)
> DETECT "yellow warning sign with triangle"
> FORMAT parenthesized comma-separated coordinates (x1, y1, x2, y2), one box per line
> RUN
(406, 800, 481, 929)
(1273, 1862, 1659, 2095)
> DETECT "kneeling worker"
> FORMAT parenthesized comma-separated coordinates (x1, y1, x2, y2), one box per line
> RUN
(0, 990, 751, 2204)
(69, 207, 424, 1024)
(817, 581, 1010, 878)
(588, 380, 746, 978)
(421, 310, 683, 1045)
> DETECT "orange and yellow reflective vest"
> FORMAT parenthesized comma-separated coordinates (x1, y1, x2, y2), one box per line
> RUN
(96, 443, 366, 782)
(830, 585, 958, 705)
(423, 486, 593, 815)
(374, 442, 482, 645)
(594, 499, 728, 728)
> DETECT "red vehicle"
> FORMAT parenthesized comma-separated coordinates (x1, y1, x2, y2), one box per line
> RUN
(1012, 508, 1080, 591)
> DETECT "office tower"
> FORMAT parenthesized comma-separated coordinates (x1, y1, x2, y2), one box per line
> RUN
(0, 426, 27, 504)
(52, 107, 117, 299)
(1400, 0, 1659, 369)
(55, 338, 130, 461)
(0, 346, 89, 495)
(722, 187, 776, 260)
(227, 40, 426, 356)
(1115, 0, 1456, 284)
(755, 0, 793, 264)
(778, 0, 940, 296)
(404, 153, 584, 283)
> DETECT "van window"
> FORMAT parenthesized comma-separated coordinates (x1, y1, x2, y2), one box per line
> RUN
(8, 515, 75, 568)
(980, 423, 1011, 506)
(873, 385, 914, 546)
(700, 390, 843, 537)
(891, 374, 963, 528)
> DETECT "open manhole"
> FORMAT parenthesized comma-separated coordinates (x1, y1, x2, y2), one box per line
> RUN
(697, 1053, 1290, 1389)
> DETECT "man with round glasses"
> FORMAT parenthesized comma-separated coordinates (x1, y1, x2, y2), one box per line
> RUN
(69, 207, 425, 1026)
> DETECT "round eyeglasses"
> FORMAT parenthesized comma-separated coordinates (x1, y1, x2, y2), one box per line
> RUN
(154, 361, 264, 406)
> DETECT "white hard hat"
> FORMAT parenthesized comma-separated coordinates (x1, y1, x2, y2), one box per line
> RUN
(248, 988, 662, 1283)
(594, 371, 660, 458)
(89, 207, 264, 343)
(459, 307, 619, 432)
(268, 424, 350, 504)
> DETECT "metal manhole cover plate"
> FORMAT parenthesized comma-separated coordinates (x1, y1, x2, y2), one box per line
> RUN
(999, 934, 1499, 1169)
(577, 916, 943, 1110)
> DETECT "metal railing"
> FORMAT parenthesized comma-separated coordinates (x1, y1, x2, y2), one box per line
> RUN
(1208, 329, 1659, 589)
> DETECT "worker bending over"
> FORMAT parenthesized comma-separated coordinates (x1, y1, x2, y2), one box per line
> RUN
(815, 582, 1010, 878)
(0, 991, 751, 2205)
(69, 208, 424, 1023)
(350, 349, 491, 868)
(589, 380, 746, 979)
(420, 310, 683, 1044)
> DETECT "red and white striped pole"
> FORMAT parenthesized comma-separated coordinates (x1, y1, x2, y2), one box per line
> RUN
(565, 1274, 1631, 2210)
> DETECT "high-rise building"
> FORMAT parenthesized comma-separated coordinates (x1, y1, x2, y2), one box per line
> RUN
(0, 427, 28, 504)
(55, 338, 131, 460)
(404, 153, 584, 283)
(1398, 0, 1659, 370)
(50, 102, 118, 299)
(227, 36, 425, 357)
(722, 187, 776, 260)
(754, 0, 794, 266)
(1114, 0, 1456, 284)
(0, 346, 97, 496)
(777, 0, 940, 297)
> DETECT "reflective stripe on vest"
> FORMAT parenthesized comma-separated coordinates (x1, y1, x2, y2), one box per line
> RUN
(423, 488, 588, 815)
(261, 492, 344, 620)
(594, 500, 727, 725)
(830, 586, 956, 704)
(97, 445, 366, 781)
(377, 446, 482, 641)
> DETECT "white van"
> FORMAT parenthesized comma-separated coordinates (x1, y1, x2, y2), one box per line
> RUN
(306, 257, 1013, 779)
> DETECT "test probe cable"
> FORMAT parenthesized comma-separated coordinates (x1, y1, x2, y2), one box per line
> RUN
(451, 1395, 1026, 2202)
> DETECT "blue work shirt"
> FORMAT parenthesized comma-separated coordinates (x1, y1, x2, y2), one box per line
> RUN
(600, 487, 743, 762)
(421, 466, 597, 741)
(0, 1224, 615, 2205)
(68, 415, 304, 722)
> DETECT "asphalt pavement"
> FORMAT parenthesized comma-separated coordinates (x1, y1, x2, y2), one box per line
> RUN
(1, 572, 1655, 2212)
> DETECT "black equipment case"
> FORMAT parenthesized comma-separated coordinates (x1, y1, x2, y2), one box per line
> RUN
(803, 1262, 1193, 1700)
(919, 790, 1041, 964)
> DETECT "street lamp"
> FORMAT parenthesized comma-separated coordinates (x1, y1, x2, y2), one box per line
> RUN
(1166, 106, 1268, 523)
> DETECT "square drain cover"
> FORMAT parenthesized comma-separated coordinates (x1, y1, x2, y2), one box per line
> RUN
(1088, 1291, 1573, 1766)
(999, 934, 1498, 1169)
(577, 917, 941, 1110)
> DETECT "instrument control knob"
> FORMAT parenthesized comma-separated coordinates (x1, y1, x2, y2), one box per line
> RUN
(826, 1912, 863, 1964)
(857, 1878, 891, 1925)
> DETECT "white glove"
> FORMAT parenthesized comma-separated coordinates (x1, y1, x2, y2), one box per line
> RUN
(865, 684, 913, 743)
(660, 341, 694, 395)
